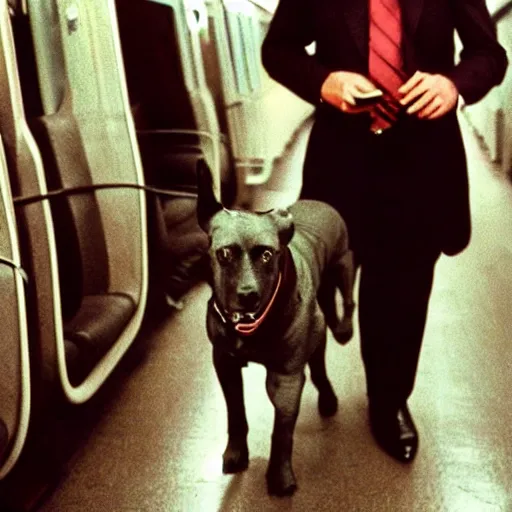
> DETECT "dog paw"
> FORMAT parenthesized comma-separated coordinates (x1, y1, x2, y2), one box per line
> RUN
(266, 463, 297, 497)
(318, 388, 338, 417)
(332, 318, 353, 345)
(222, 440, 249, 474)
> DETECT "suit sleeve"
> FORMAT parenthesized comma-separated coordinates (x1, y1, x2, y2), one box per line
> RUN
(447, 0, 508, 105)
(261, 0, 331, 105)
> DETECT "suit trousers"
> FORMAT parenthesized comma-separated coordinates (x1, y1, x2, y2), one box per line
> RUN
(301, 117, 441, 409)
(361, 126, 441, 408)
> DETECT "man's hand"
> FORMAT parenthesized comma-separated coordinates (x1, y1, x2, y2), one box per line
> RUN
(399, 71, 459, 120)
(321, 71, 380, 114)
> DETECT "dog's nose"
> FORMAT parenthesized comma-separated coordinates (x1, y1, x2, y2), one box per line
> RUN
(237, 291, 260, 310)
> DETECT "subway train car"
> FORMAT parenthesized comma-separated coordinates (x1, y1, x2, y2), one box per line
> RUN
(0, 0, 511, 510)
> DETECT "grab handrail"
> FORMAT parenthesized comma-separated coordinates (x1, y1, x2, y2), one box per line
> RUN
(247, 0, 276, 15)
(491, 0, 512, 22)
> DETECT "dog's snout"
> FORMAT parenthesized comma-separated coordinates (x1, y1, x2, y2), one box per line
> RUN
(237, 290, 260, 310)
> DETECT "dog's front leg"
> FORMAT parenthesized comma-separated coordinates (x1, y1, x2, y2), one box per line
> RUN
(213, 345, 249, 473)
(265, 370, 305, 496)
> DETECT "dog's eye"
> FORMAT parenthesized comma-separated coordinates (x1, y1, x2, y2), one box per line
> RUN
(217, 247, 233, 265)
(261, 249, 273, 263)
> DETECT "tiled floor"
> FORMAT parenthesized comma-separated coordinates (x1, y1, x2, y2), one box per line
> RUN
(32, 113, 512, 511)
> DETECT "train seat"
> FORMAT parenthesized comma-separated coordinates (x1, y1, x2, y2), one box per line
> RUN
(116, 0, 217, 305)
(136, 132, 209, 304)
(0, 263, 22, 463)
(63, 294, 135, 384)
(0, 0, 147, 420)
(0, 420, 7, 464)
(29, 101, 136, 386)
(0, 252, 29, 478)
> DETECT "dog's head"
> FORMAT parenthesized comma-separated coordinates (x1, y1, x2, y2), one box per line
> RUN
(197, 160, 294, 321)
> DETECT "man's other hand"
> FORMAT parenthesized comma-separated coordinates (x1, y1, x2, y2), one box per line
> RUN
(399, 71, 459, 120)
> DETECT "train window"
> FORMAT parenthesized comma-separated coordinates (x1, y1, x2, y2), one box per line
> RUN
(238, 12, 261, 93)
(223, 5, 250, 95)
(249, 14, 264, 88)
(206, 1, 238, 106)
(201, 3, 231, 133)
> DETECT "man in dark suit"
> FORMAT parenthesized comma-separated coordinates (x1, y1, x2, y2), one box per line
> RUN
(262, 0, 507, 463)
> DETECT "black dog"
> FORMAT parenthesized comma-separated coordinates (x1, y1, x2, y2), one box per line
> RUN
(197, 161, 355, 496)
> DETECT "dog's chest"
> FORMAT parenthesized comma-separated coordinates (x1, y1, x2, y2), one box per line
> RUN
(228, 335, 268, 365)
(207, 298, 296, 367)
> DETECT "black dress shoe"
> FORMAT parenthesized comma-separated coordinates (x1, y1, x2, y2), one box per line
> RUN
(369, 404, 418, 463)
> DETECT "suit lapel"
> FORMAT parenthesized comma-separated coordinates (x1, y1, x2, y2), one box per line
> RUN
(341, 0, 369, 61)
(400, 0, 425, 37)
(399, 0, 425, 72)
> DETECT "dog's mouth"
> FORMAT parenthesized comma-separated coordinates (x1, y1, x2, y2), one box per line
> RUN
(212, 303, 263, 329)
(227, 308, 261, 324)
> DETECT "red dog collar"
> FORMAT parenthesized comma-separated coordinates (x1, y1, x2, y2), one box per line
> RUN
(213, 271, 283, 336)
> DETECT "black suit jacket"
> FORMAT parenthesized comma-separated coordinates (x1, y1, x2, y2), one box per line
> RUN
(261, 0, 508, 256)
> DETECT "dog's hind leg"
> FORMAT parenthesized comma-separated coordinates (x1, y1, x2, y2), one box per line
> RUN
(213, 346, 249, 473)
(309, 334, 338, 417)
(265, 371, 305, 496)
(317, 278, 338, 332)
(332, 249, 356, 345)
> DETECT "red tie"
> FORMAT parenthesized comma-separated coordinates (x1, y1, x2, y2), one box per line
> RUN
(368, 0, 406, 132)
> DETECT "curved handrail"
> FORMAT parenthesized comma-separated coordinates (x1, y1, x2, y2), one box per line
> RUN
(247, 0, 276, 15)
(491, 0, 512, 21)
(12, 182, 198, 208)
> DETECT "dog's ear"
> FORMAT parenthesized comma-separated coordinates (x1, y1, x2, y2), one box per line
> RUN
(270, 208, 295, 246)
(196, 159, 222, 231)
